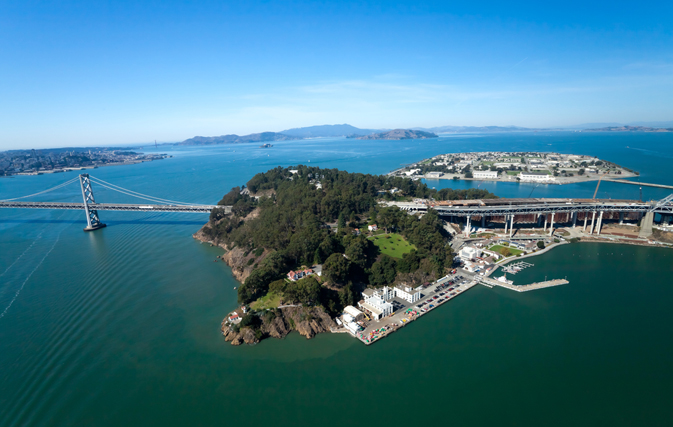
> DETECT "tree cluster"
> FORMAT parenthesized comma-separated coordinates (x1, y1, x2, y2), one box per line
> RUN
(201, 166, 497, 311)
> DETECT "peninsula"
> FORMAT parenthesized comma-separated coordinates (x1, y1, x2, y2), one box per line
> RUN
(0, 148, 168, 177)
(389, 151, 638, 184)
(584, 125, 673, 132)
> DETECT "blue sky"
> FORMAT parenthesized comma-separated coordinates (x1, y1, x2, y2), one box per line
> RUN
(1, 0, 672, 149)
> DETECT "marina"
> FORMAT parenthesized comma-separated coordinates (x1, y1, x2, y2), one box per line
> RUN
(501, 261, 534, 274)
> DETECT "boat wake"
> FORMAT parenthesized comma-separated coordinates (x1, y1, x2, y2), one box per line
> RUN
(0, 220, 67, 319)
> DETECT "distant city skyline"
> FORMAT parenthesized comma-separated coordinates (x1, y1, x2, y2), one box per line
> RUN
(1, 0, 672, 150)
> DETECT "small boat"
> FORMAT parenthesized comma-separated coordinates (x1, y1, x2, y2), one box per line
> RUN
(233, 287, 237, 290)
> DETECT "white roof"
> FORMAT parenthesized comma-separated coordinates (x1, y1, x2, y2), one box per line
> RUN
(344, 305, 363, 318)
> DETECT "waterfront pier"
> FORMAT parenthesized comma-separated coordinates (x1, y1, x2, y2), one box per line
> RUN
(479, 276, 569, 292)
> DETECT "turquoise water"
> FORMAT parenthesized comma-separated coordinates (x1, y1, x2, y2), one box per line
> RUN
(1, 132, 672, 426)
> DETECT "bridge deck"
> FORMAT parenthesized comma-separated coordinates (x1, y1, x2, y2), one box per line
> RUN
(0, 201, 230, 213)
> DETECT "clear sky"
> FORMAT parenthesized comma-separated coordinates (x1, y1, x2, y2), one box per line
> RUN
(1, 0, 672, 149)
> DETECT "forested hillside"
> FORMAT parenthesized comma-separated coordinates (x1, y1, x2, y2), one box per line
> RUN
(200, 166, 496, 313)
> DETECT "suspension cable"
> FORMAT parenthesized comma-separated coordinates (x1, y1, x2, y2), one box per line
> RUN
(90, 181, 192, 205)
(89, 176, 198, 205)
(89, 177, 199, 205)
(0, 177, 80, 202)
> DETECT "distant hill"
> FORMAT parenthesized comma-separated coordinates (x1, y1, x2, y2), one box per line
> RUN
(584, 126, 673, 132)
(280, 124, 382, 138)
(354, 129, 438, 140)
(179, 132, 300, 145)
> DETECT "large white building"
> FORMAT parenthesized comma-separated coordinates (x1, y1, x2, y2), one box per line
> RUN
(394, 284, 421, 303)
(459, 246, 482, 260)
(519, 172, 555, 183)
(359, 287, 394, 320)
(473, 170, 499, 179)
(359, 284, 424, 318)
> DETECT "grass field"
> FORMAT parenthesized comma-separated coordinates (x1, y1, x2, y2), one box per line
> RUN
(250, 292, 282, 310)
(488, 244, 524, 256)
(369, 233, 416, 258)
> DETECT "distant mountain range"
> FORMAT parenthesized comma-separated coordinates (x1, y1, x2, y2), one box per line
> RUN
(353, 129, 438, 140)
(176, 121, 673, 146)
(280, 124, 382, 138)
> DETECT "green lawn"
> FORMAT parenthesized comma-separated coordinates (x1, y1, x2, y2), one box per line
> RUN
(250, 291, 282, 310)
(488, 244, 524, 256)
(506, 171, 520, 176)
(369, 233, 416, 258)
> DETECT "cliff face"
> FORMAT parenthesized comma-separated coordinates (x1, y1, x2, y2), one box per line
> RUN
(220, 306, 337, 346)
(193, 210, 268, 284)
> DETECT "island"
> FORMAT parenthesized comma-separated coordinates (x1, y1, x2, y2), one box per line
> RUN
(194, 166, 496, 345)
(179, 132, 299, 145)
(196, 165, 673, 346)
(389, 151, 639, 184)
(351, 129, 438, 140)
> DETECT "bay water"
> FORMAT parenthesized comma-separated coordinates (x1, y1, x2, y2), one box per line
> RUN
(1, 132, 672, 426)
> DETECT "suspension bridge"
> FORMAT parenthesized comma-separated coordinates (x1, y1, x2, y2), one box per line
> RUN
(0, 174, 231, 231)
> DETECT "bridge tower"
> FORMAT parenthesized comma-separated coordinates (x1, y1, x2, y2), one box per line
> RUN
(79, 174, 106, 232)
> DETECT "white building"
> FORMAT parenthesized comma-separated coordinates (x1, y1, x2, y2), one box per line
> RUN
(473, 170, 499, 179)
(358, 287, 394, 320)
(343, 305, 364, 321)
(368, 224, 378, 231)
(426, 171, 444, 178)
(394, 284, 421, 303)
(519, 172, 555, 183)
(459, 246, 482, 260)
(345, 322, 362, 334)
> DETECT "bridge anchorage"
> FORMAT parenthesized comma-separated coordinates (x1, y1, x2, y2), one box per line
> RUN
(0, 174, 232, 232)
(79, 174, 106, 232)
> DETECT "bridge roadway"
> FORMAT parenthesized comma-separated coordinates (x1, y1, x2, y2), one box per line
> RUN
(389, 198, 673, 215)
(0, 201, 232, 213)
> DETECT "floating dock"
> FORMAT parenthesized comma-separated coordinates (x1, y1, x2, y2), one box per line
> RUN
(501, 261, 534, 274)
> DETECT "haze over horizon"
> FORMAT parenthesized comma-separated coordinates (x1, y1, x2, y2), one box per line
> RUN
(1, 0, 672, 150)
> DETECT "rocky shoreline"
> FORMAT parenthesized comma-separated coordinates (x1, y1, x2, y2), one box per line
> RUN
(220, 306, 336, 346)
(194, 222, 337, 346)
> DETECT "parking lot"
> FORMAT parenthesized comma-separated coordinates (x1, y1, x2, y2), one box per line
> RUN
(356, 271, 478, 344)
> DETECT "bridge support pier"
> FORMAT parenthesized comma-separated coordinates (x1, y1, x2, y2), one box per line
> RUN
(481, 216, 486, 228)
(549, 213, 555, 236)
(619, 212, 624, 225)
(543, 215, 547, 231)
(79, 174, 106, 232)
(583, 214, 588, 232)
(465, 216, 471, 237)
(504, 215, 508, 235)
(572, 211, 577, 228)
(596, 211, 604, 235)
(589, 211, 596, 235)
(639, 211, 654, 238)
(510, 215, 514, 237)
